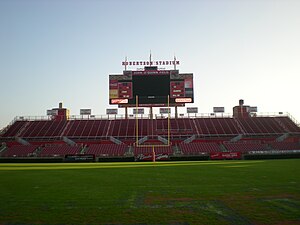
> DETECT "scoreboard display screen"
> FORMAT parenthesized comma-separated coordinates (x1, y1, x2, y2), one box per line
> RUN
(109, 68, 193, 107)
(133, 75, 170, 104)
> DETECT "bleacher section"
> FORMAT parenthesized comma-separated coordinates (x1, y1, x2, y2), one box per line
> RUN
(269, 142, 300, 151)
(1, 145, 38, 157)
(63, 119, 137, 138)
(223, 142, 268, 153)
(1, 116, 299, 140)
(39, 145, 81, 157)
(179, 142, 221, 155)
(85, 144, 127, 157)
(193, 118, 240, 136)
(23, 120, 68, 138)
(1, 120, 28, 137)
(134, 146, 173, 155)
(236, 117, 292, 135)
(0, 115, 300, 160)
(276, 117, 300, 133)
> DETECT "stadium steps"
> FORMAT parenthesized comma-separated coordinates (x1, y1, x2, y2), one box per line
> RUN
(80, 145, 88, 154)
(124, 146, 134, 157)
(63, 136, 76, 146)
(265, 144, 273, 151)
(16, 137, 30, 146)
(233, 118, 246, 135)
(276, 133, 290, 142)
(173, 145, 182, 155)
(191, 119, 200, 135)
(15, 121, 30, 137)
(158, 136, 168, 145)
(137, 136, 148, 145)
(183, 135, 196, 144)
(274, 117, 290, 133)
(220, 143, 228, 152)
(109, 136, 124, 145)
(60, 121, 71, 137)
(0, 144, 8, 156)
(33, 146, 43, 156)
(230, 134, 243, 142)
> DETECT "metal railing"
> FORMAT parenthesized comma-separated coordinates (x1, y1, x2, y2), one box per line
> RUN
(10, 112, 292, 122)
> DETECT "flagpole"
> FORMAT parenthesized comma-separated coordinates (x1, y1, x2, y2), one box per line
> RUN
(174, 55, 176, 70)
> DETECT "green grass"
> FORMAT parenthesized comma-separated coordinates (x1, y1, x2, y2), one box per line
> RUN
(0, 159, 299, 225)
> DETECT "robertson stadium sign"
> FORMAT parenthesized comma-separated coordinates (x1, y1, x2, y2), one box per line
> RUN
(122, 60, 180, 66)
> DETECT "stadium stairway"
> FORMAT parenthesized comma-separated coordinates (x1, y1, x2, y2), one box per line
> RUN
(110, 136, 124, 145)
(63, 136, 76, 146)
(183, 135, 196, 144)
(124, 146, 134, 157)
(276, 133, 290, 142)
(137, 136, 148, 145)
(158, 136, 168, 145)
(16, 137, 30, 146)
(0, 144, 7, 156)
(173, 145, 182, 155)
(233, 118, 246, 135)
(274, 117, 290, 133)
(15, 121, 30, 137)
(33, 146, 43, 157)
(230, 134, 243, 142)
(60, 121, 71, 137)
(219, 143, 228, 152)
(80, 145, 88, 154)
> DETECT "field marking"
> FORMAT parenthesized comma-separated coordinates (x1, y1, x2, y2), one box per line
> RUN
(0, 160, 264, 171)
(0, 160, 264, 167)
(222, 165, 252, 168)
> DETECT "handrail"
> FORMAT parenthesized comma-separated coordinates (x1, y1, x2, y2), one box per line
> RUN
(287, 112, 300, 128)
(11, 112, 293, 122)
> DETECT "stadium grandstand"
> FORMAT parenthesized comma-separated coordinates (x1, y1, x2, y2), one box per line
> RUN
(1, 63, 300, 162)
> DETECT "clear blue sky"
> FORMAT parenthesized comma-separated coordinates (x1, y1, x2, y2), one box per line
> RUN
(1, 0, 300, 129)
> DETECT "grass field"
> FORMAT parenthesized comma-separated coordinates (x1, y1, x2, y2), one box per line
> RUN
(0, 159, 299, 225)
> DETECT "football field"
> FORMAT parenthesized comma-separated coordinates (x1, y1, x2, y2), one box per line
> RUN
(0, 159, 299, 225)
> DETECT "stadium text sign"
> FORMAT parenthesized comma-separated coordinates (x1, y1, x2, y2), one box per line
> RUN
(122, 60, 180, 66)
(175, 98, 192, 103)
(210, 152, 241, 160)
(111, 99, 128, 104)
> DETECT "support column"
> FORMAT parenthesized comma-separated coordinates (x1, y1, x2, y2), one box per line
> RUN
(125, 107, 128, 119)
(150, 107, 153, 119)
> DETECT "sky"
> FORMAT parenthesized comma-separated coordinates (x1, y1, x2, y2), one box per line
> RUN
(0, 0, 300, 129)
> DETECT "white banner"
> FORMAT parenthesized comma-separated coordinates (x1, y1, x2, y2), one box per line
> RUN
(80, 109, 91, 115)
(133, 108, 144, 114)
(249, 106, 258, 113)
(160, 108, 171, 114)
(213, 107, 225, 113)
(47, 109, 58, 116)
(187, 107, 198, 113)
(106, 109, 118, 115)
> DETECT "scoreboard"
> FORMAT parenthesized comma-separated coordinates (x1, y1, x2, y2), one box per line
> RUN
(109, 67, 194, 107)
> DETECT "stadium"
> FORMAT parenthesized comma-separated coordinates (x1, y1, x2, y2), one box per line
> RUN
(1, 60, 300, 224)
(1, 0, 300, 223)
(1, 61, 300, 162)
